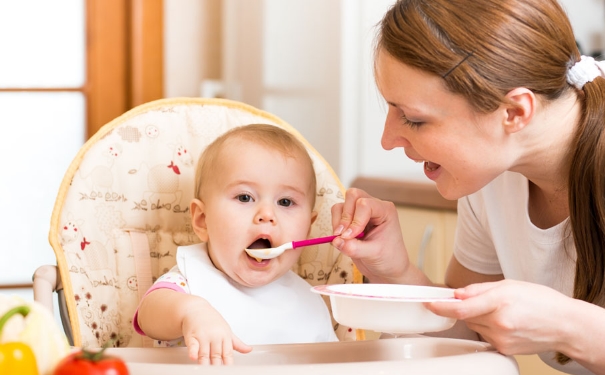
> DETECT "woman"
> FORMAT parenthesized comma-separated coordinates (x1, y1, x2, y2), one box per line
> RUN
(331, 1, 605, 374)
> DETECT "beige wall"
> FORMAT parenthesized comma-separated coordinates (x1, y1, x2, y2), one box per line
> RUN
(162, 0, 605, 186)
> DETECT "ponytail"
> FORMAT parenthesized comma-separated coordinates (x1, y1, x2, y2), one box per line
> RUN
(562, 74, 605, 364)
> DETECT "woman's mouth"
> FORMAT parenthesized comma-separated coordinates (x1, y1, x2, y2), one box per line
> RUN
(424, 161, 441, 172)
(412, 157, 441, 172)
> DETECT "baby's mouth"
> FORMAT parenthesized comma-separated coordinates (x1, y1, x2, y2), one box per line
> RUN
(247, 238, 271, 249)
(246, 238, 272, 263)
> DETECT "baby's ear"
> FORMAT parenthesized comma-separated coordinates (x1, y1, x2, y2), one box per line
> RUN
(190, 198, 209, 242)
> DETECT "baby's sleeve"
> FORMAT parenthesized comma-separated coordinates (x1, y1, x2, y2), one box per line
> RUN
(132, 265, 190, 335)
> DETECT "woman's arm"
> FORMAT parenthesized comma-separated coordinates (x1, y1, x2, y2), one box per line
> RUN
(559, 297, 605, 374)
(445, 256, 504, 288)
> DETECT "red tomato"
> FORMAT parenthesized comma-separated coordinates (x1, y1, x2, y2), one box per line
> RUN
(53, 349, 129, 375)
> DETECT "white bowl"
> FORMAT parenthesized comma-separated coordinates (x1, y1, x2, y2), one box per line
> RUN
(312, 284, 459, 334)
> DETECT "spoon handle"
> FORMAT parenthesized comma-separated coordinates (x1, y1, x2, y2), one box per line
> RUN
(292, 232, 364, 249)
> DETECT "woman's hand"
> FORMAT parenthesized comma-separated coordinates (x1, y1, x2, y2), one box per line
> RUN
(331, 188, 429, 285)
(426, 280, 594, 358)
(182, 299, 252, 365)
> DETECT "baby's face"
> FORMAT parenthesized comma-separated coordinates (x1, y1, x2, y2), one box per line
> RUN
(193, 139, 316, 287)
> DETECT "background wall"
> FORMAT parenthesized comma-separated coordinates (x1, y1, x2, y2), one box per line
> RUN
(163, 0, 605, 188)
(560, 0, 605, 55)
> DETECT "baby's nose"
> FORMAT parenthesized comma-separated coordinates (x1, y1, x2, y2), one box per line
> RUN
(254, 204, 276, 223)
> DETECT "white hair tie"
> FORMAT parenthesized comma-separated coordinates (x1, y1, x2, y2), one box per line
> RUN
(566, 55, 605, 89)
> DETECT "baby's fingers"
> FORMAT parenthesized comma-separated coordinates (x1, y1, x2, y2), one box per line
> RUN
(232, 334, 252, 354)
(210, 339, 225, 365)
(185, 337, 209, 365)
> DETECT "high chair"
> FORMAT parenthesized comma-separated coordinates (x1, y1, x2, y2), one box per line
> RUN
(33, 98, 363, 348)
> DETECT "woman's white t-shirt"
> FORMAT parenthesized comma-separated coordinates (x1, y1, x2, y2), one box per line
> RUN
(454, 171, 594, 375)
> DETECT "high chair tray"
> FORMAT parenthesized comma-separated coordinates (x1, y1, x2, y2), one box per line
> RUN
(106, 336, 519, 375)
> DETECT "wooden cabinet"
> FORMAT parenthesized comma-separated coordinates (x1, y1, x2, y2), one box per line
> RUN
(515, 355, 567, 375)
(396, 206, 456, 284)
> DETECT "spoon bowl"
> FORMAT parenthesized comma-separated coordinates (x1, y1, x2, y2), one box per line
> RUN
(245, 232, 364, 260)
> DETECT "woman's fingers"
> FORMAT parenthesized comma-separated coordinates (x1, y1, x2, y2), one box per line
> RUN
(332, 188, 373, 236)
(426, 286, 500, 320)
(455, 281, 501, 299)
(333, 189, 397, 239)
(331, 188, 412, 283)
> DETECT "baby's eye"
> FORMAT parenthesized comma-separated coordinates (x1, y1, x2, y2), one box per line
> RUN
(237, 194, 252, 203)
(278, 198, 293, 207)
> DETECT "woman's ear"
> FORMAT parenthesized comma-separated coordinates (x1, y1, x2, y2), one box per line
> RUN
(190, 198, 209, 242)
(502, 87, 536, 134)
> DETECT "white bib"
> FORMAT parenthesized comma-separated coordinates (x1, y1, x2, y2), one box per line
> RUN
(176, 244, 337, 345)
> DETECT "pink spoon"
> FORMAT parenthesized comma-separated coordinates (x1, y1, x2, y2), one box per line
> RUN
(245, 232, 365, 260)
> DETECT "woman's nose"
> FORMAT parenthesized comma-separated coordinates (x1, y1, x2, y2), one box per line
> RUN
(254, 204, 276, 224)
(381, 111, 411, 150)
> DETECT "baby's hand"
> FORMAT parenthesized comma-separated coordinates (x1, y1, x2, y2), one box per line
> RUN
(181, 300, 252, 365)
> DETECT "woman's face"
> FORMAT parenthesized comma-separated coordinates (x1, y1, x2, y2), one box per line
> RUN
(374, 49, 513, 199)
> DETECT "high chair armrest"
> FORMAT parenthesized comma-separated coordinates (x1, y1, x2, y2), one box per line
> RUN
(32, 265, 60, 315)
(32, 265, 73, 345)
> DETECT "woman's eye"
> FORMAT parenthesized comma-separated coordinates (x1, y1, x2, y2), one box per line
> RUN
(400, 114, 423, 128)
(391, 104, 423, 128)
(278, 198, 293, 207)
(237, 194, 252, 202)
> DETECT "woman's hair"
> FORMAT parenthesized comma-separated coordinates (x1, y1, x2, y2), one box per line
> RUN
(194, 124, 317, 208)
(378, 0, 605, 364)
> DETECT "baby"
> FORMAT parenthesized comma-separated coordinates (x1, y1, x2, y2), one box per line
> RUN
(134, 124, 337, 365)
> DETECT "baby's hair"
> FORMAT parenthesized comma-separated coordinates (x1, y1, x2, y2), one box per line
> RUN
(194, 124, 317, 208)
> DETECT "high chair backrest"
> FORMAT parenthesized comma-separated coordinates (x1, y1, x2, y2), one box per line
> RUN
(48, 98, 362, 348)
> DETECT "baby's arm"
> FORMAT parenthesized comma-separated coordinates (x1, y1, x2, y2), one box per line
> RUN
(136, 288, 201, 340)
(137, 289, 251, 364)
